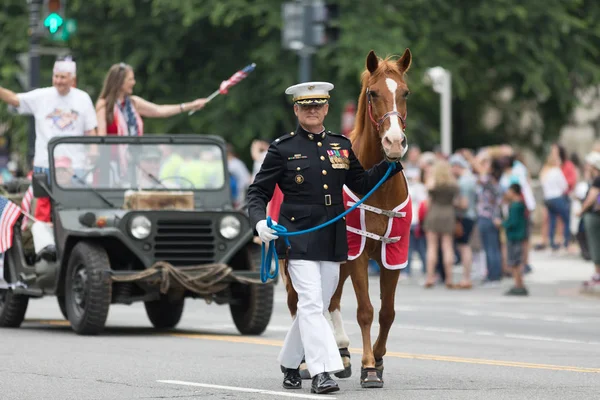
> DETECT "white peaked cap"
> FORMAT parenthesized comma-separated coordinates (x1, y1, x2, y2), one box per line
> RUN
(285, 81, 334, 105)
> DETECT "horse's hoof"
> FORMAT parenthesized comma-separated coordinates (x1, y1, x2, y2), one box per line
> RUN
(334, 347, 352, 378)
(334, 364, 352, 379)
(299, 361, 311, 380)
(360, 367, 383, 388)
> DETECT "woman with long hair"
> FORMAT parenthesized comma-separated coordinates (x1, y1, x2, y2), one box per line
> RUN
(423, 159, 459, 288)
(95, 63, 207, 137)
(539, 151, 570, 252)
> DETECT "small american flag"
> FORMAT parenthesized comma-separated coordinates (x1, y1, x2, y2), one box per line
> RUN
(21, 185, 34, 230)
(219, 63, 256, 95)
(0, 195, 22, 253)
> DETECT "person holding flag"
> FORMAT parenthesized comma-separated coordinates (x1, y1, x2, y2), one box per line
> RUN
(95, 62, 208, 138)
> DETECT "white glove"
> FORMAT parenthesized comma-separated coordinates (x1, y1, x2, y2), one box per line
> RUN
(256, 219, 278, 243)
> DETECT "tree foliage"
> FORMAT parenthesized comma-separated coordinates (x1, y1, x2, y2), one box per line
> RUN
(1, 0, 600, 168)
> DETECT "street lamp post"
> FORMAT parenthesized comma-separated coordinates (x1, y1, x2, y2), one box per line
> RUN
(424, 66, 452, 156)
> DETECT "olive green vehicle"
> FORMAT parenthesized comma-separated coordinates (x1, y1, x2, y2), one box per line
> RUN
(0, 135, 274, 335)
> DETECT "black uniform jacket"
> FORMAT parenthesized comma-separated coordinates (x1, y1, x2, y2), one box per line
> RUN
(246, 125, 403, 262)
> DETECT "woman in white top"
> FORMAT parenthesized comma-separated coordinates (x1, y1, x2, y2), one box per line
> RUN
(540, 152, 570, 251)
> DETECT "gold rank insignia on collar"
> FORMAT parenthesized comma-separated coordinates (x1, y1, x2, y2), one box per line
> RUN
(288, 154, 307, 160)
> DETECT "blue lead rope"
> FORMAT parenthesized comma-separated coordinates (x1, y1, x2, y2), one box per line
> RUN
(260, 162, 397, 283)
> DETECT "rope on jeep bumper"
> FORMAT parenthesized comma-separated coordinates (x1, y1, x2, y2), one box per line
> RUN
(110, 261, 264, 296)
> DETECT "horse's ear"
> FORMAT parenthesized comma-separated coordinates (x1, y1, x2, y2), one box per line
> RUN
(397, 48, 412, 74)
(366, 50, 379, 74)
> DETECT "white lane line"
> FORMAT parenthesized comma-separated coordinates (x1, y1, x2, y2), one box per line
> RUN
(417, 307, 587, 324)
(394, 325, 599, 346)
(503, 334, 588, 345)
(157, 380, 334, 399)
(474, 331, 496, 336)
(400, 325, 464, 334)
(458, 310, 482, 317)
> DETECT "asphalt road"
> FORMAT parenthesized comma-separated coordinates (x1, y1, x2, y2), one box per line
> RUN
(1, 250, 599, 400)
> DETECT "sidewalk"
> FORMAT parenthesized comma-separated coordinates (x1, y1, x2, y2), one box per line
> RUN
(524, 248, 593, 285)
(394, 246, 597, 291)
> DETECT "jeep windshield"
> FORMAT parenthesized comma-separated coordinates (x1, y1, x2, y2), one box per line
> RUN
(51, 141, 226, 191)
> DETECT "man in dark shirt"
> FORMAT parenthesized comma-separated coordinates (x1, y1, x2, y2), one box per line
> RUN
(246, 81, 403, 394)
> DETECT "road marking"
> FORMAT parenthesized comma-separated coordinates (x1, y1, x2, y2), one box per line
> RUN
(474, 331, 496, 336)
(157, 380, 335, 399)
(26, 319, 600, 348)
(400, 324, 464, 334)
(25, 319, 70, 326)
(24, 319, 600, 373)
(168, 333, 600, 374)
(504, 334, 585, 344)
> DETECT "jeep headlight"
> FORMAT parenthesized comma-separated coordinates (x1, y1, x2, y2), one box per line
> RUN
(220, 215, 241, 239)
(130, 215, 152, 239)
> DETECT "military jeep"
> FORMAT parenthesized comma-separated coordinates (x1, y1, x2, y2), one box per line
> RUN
(0, 135, 274, 335)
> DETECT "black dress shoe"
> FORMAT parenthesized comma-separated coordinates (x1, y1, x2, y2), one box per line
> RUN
(311, 372, 339, 394)
(282, 368, 302, 389)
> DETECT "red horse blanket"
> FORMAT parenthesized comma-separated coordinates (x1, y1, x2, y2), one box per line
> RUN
(342, 181, 412, 270)
(265, 180, 411, 270)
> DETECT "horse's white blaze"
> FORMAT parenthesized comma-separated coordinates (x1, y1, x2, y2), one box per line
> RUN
(383, 78, 405, 143)
(330, 309, 350, 349)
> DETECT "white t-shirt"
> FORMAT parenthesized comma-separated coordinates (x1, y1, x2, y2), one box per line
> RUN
(541, 167, 568, 200)
(407, 180, 427, 226)
(16, 87, 97, 169)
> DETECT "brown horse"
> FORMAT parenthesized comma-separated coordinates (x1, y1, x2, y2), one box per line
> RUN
(281, 49, 412, 388)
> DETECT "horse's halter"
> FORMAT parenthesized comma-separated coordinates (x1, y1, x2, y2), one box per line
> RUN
(366, 87, 407, 132)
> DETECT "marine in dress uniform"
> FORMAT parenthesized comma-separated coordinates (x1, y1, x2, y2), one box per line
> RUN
(246, 82, 403, 394)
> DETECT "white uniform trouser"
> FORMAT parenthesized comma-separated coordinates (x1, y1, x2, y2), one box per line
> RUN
(278, 260, 344, 377)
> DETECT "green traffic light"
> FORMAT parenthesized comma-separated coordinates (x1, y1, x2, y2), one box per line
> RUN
(44, 13, 64, 34)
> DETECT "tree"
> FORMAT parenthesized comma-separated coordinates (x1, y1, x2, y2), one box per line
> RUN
(1, 0, 599, 169)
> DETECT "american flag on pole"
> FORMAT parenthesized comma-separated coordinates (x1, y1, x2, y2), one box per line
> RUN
(20, 185, 34, 230)
(0, 195, 22, 253)
(219, 63, 256, 94)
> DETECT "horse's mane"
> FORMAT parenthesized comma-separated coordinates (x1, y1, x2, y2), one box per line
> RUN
(349, 55, 406, 160)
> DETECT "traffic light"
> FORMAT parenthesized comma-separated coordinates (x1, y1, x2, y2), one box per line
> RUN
(44, 0, 64, 35)
(310, 2, 340, 47)
(323, 3, 339, 45)
(42, 0, 76, 41)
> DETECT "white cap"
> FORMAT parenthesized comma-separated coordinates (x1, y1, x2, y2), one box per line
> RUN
(285, 81, 334, 105)
(53, 56, 76, 76)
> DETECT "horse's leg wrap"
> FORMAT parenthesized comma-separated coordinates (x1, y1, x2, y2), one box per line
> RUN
(334, 347, 352, 379)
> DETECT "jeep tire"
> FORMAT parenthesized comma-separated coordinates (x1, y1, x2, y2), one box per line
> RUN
(144, 295, 184, 329)
(0, 289, 29, 328)
(57, 295, 68, 320)
(229, 243, 274, 335)
(65, 241, 112, 335)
